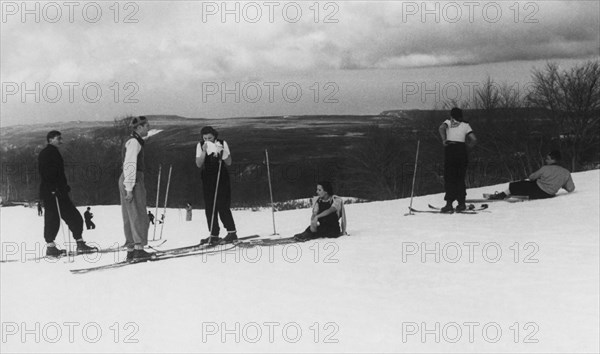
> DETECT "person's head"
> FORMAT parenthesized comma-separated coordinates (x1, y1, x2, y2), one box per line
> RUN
(201, 126, 219, 143)
(87, 207, 90, 210)
(316, 181, 334, 198)
(130, 116, 149, 137)
(545, 150, 562, 165)
(46, 130, 63, 146)
(450, 107, 463, 122)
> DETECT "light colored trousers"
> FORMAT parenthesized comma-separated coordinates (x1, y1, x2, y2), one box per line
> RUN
(119, 172, 149, 248)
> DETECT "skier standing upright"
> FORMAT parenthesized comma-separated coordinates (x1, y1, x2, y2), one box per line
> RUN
(119, 116, 153, 262)
(84, 207, 96, 229)
(38, 130, 96, 257)
(438, 108, 477, 213)
(195, 126, 237, 245)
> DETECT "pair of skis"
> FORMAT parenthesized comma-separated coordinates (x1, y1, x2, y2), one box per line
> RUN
(408, 204, 489, 215)
(0, 245, 122, 263)
(70, 235, 260, 274)
(69, 234, 309, 274)
(466, 194, 529, 203)
(407, 194, 529, 215)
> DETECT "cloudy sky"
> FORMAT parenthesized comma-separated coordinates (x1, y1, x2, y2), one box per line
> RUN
(1, 0, 598, 126)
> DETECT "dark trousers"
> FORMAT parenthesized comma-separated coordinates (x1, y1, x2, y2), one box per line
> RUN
(202, 172, 236, 236)
(509, 180, 554, 200)
(42, 194, 83, 243)
(444, 143, 468, 204)
(85, 220, 96, 229)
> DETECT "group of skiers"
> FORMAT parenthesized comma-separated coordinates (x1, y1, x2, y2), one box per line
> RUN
(38, 108, 575, 260)
(438, 107, 575, 213)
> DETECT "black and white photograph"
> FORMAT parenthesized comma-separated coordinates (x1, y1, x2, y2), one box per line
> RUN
(1, 1, 599, 353)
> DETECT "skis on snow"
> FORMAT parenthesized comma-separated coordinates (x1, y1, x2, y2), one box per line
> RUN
(408, 204, 489, 214)
(0, 245, 123, 263)
(466, 194, 529, 203)
(69, 235, 260, 274)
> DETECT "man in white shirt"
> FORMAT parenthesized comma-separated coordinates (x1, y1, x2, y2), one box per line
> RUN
(119, 116, 153, 262)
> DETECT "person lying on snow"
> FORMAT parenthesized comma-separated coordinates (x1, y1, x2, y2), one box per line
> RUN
(488, 150, 575, 200)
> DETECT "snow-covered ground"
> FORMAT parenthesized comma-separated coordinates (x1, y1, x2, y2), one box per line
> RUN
(1, 170, 598, 353)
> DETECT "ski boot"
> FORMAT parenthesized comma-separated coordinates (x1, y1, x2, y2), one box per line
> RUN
(126, 250, 135, 262)
(440, 202, 454, 213)
(76, 240, 98, 254)
(293, 228, 315, 242)
(131, 249, 154, 262)
(455, 203, 467, 212)
(221, 232, 238, 244)
(487, 192, 507, 200)
(200, 236, 221, 246)
(46, 246, 67, 258)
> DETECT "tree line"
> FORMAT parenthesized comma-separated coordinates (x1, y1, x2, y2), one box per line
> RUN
(1, 61, 598, 206)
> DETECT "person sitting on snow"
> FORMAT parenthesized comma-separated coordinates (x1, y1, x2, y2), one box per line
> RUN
(488, 150, 575, 200)
(294, 181, 347, 241)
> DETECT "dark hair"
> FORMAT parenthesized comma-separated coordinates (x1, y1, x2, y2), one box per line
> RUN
(130, 116, 148, 129)
(318, 181, 334, 195)
(450, 107, 463, 122)
(46, 130, 61, 142)
(548, 150, 562, 161)
(201, 126, 219, 139)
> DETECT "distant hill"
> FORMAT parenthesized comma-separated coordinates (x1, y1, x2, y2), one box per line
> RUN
(0, 109, 561, 206)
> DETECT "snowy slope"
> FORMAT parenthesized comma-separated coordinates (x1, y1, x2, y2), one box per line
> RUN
(1, 170, 598, 353)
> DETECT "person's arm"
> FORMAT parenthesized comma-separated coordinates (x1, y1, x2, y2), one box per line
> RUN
(222, 141, 232, 166)
(123, 139, 141, 201)
(564, 174, 575, 192)
(528, 167, 543, 181)
(438, 122, 448, 145)
(195, 143, 207, 169)
(315, 206, 338, 220)
(314, 198, 341, 220)
(466, 132, 477, 148)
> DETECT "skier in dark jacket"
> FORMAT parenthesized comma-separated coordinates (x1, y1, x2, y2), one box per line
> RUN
(438, 108, 477, 213)
(84, 207, 96, 229)
(38, 130, 96, 257)
(148, 210, 155, 225)
(195, 126, 237, 245)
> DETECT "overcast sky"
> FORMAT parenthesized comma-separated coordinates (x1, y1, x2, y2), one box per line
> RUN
(1, 0, 598, 126)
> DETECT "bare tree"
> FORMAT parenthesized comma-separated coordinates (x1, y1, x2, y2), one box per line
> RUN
(343, 123, 413, 200)
(527, 61, 600, 170)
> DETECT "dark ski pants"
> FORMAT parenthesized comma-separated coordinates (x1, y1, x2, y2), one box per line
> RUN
(444, 143, 468, 204)
(509, 180, 554, 200)
(42, 194, 83, 243)
(85, 220, 96, 229)
(202, 173, 236, 236)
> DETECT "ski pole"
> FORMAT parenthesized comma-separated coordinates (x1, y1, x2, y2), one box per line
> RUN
(208, 159, 223, 240)
(159, 165, 172, 240)
(406, 140, 420, 216)
(265, 149, 278, 235)
(152, 164, 162, 241)
(54, 194, 72, 263)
